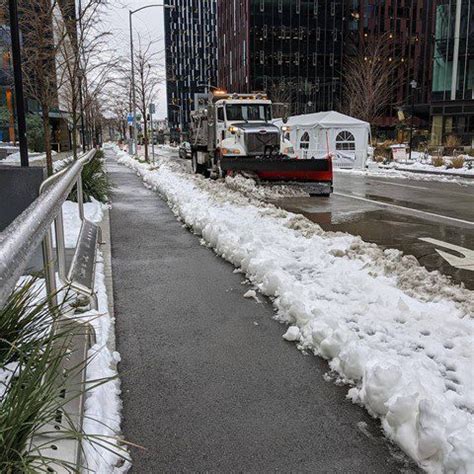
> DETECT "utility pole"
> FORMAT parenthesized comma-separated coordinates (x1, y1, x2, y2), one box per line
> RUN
(78, 0, 87, 153)
(8, 0, 29, 167)
(150, 103, 155, 163)
(409, 80, 417, 162)
(129, 10, 137, 155)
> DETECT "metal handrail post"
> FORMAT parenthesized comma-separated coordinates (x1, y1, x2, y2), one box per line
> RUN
(54, 210, 67, 283)
(41, 228, 58, 308)
(77, 173, 85, 221)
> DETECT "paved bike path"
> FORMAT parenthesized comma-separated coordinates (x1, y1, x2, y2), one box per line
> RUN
(107, 151, 416, 473)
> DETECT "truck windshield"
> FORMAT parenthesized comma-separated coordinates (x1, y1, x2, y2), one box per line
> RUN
(226, 104, 272, 122)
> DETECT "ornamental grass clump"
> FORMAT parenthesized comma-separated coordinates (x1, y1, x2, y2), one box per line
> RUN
(0, 279, 125, 472)
(70, 154, 111, 204)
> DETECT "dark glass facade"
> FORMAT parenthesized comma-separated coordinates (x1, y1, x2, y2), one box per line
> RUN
(164, 0, 218, 140)
(346, 0, 436, 128)
(218, 0, 345, 115)
(431, 0, 474, 145)
(0, 11, 14, 143)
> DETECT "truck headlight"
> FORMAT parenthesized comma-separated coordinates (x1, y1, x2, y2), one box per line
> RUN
(283, 147, 294, 154)
(228, 126, 239, 134)
(222, 148, 241, 155)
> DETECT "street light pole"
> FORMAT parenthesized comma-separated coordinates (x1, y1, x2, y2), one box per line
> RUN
(129, 3, 173, 156)
(409, 80, 417, 162)
(129, 10, 137, 155)
(8, 0, 29, 167)
(77, 0, 87, 153)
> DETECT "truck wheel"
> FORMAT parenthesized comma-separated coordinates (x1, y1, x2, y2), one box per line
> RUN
(192, 151, 205, 175)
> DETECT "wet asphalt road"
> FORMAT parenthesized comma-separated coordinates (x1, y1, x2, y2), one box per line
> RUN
(107, 152, 417, 473)
(278, 172, 474, 290)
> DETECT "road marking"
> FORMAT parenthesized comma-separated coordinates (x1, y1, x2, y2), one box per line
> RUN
(419, 238, 474, 271)
(334, 192, 474, 228)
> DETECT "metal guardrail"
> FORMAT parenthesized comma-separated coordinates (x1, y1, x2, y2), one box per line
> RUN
(0, 149, 99, 472)
(0, 149, 96, 308)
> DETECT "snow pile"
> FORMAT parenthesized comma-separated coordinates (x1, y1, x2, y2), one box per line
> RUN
(117, 151, 473, 473)
(225, 174, 309, 200)
(341, 162, 474, 186)
(62, 198, 104, 247)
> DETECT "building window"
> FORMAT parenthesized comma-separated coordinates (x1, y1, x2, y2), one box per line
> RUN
(296, 0, 301, 14)
(260, 0, 264, 12)
(335, 131, 356, 151)
(278, 0, 283, 13)
(260, 50, 265, 64)
(330, 1, 335, 16)
(277, 50, 283, 65)
(300, 132, 310, 149)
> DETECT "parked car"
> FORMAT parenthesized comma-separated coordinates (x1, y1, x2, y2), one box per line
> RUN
(179, 142, 192, 160)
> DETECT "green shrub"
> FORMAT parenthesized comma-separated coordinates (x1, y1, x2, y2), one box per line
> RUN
(26, 114, 45, 153)
(70, 154, 111, 203)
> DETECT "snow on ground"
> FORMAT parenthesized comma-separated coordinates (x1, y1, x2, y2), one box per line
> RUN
(1, 200, 126, 471)
(61, 199, 128, 472)
(62, 198, 105, 247)
(225, 174, 309, 200)
(1, 150, 49, 163)
(115, 146, 473, 473)
(338, 161, 474, 186)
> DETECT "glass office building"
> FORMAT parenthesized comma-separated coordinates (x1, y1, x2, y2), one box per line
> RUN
(218, 0, 345, 115)
(431, 0, 474, 145)
(164, 0, 218, 140)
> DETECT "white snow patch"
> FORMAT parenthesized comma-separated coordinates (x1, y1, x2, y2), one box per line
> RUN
(282, 326, 300, 342)
(116, 148, 474, 473)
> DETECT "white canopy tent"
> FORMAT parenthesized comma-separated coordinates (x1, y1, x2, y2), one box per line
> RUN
(274, 111, 371, 169)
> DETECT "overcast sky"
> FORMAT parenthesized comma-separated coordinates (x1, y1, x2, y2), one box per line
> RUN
(107, 1, 168, 119)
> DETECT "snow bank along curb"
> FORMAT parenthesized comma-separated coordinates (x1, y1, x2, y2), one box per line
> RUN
(64, 200, 128, 472)
(336, 165, 474, 186)
(115, 148, 473, 473)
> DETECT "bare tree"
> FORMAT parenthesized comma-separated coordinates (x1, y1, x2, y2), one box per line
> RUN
(57, 0, 118, 156)
(106, 77, 130, 142)
(17, 0, 69, 175)
(269, 80, 294, 118)
(134, 37, 163, 162)
(343, 33, 398, 125)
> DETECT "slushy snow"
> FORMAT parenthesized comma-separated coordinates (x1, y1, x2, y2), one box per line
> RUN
(116, 147, 473, 473)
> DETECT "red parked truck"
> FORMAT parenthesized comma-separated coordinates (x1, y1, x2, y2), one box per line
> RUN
(189, 91, 333, 196)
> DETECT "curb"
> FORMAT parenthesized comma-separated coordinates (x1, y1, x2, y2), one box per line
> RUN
(100, 206, 116, 352)
(381, 165, 474, 179)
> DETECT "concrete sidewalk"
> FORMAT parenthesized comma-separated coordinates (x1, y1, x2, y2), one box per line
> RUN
(106, 151, 416, 473)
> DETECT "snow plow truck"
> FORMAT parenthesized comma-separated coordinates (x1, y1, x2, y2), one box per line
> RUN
(189, 90, 333, 196)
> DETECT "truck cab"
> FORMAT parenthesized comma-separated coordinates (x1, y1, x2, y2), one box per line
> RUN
(213, 93, 295, 159)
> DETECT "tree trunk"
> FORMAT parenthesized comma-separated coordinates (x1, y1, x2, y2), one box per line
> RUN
(143, 112, 149, 162)
(42, 103, 53, 176)
(71, 107, 78, 159)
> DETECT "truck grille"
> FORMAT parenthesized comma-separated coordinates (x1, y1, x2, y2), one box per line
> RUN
(245, 131, 279, 155)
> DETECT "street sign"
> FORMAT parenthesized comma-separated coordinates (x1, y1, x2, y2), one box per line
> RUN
(149, 103, 156, 115)
(127, 113, 133, 125)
